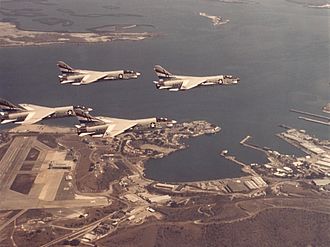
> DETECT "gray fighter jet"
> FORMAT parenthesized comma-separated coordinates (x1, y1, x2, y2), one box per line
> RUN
(74, 109, 173, 138)
(57, 61, 141, 86)
(0, 98, 91, 125)
(153, 65, 240, 91)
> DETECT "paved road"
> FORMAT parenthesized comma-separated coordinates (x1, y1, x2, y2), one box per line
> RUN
(0, 209, 27, 233)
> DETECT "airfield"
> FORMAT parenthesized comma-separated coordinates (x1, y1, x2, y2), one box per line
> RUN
(0, 129, 108, 211)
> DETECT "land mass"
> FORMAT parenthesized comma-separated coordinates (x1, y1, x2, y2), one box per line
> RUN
(0, 121, 330, 246)
(0, 22, 156, 48)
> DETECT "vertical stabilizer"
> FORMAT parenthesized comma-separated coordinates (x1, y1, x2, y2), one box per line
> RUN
(154, 65, 173, 79)
(0, 98, 23, 112)
(57, 61, 74, 73)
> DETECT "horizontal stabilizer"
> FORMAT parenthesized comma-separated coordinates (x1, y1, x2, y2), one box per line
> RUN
(159, 86, 173, 89)
(0, 98, 23, 112)
(78, 132, 95, 137)
(1, 119, 16, 124)
(60, 80, 75, 84)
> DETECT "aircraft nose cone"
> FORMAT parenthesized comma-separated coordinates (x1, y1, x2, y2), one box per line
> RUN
(136, 72, 141, 76)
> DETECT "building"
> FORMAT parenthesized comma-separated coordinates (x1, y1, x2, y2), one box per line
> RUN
(155, 183, 176, 190)
(225, 181, 249, 193)
(312, 179, 330, 186)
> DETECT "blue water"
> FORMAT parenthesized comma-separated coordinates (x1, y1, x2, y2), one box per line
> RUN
(0, 0, 329, 182)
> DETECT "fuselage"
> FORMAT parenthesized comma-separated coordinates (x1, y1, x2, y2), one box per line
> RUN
(20, 104, 75, 118)
(76, 124, 109, 137)
(96, 116, 157, 126)
(155, 74, 239, 91)
(59, 69, 140, 85)
(77, 69, 139, 79)
(0, 111, 29, 124)
(0, 104, 75, 124)
(76, 116, 160, 137)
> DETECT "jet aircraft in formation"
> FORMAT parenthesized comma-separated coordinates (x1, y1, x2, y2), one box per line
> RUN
(0, 98, 90, 125)
(74, 108, 173, 138)
(57, 61, 141, 86)
(0, 98, 173, 138)
(1, 61, 240, 137)
(153, 65, 240, 91)
(57, 62, 240, 91)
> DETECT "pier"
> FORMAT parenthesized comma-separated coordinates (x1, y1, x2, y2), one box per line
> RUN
(240, 135, 251, 144)
(298, 116, 330, 126)
(220, 152, 258, 176)
(220, 137, 260, 177)
(239, 135, 268, 154)
(290, 109, 330, 121)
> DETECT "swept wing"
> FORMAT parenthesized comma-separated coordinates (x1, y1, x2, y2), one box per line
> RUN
(180, 77, 205, 90)
(81, 72, 109, 84)
(104, 119, 138, 137)
(18, 104, 55, 124)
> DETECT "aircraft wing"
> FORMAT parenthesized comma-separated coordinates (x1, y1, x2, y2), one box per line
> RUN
(180, 78, 205, 90)
(18, 104, 55, 124)
(104, 120, 137, 137)
(81, 72, 108, 84)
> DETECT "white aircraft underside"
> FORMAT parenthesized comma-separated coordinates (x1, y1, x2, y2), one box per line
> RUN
(77, 116, 157, 138)
(0, 104, 74, 125)
(57, 61, 140, 85)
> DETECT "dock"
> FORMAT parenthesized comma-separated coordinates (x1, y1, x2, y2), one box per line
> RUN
(219, 151, 258, 176)
(279, 124, 293, 130)
(240, 135, 251, 144)
(290, 109, 330, 121)
(298, 117, 330, 126)
(239, 135, 267, 154)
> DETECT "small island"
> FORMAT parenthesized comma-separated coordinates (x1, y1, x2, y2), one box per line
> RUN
(199, 12, 229, 26)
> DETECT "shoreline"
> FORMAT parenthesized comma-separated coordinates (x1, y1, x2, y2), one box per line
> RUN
(0, 22, 157, 48)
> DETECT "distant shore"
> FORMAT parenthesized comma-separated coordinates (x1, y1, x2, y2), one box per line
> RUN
(0, 22, 156, 48)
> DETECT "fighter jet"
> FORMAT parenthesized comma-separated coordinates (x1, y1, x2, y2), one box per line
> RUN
(74, 108, 173, 138)
(153, 65, 240, 91)
(57, 61, 141, 86)
(0, 98, 91, 125)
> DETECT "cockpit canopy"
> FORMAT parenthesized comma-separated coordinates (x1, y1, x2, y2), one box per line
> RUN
(124, 70, 135, 74)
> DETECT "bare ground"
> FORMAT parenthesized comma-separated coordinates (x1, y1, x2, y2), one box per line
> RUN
(98, 207, 330, 247)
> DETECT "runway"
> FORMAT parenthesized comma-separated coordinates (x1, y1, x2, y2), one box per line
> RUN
(0, 136, 36, 191)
